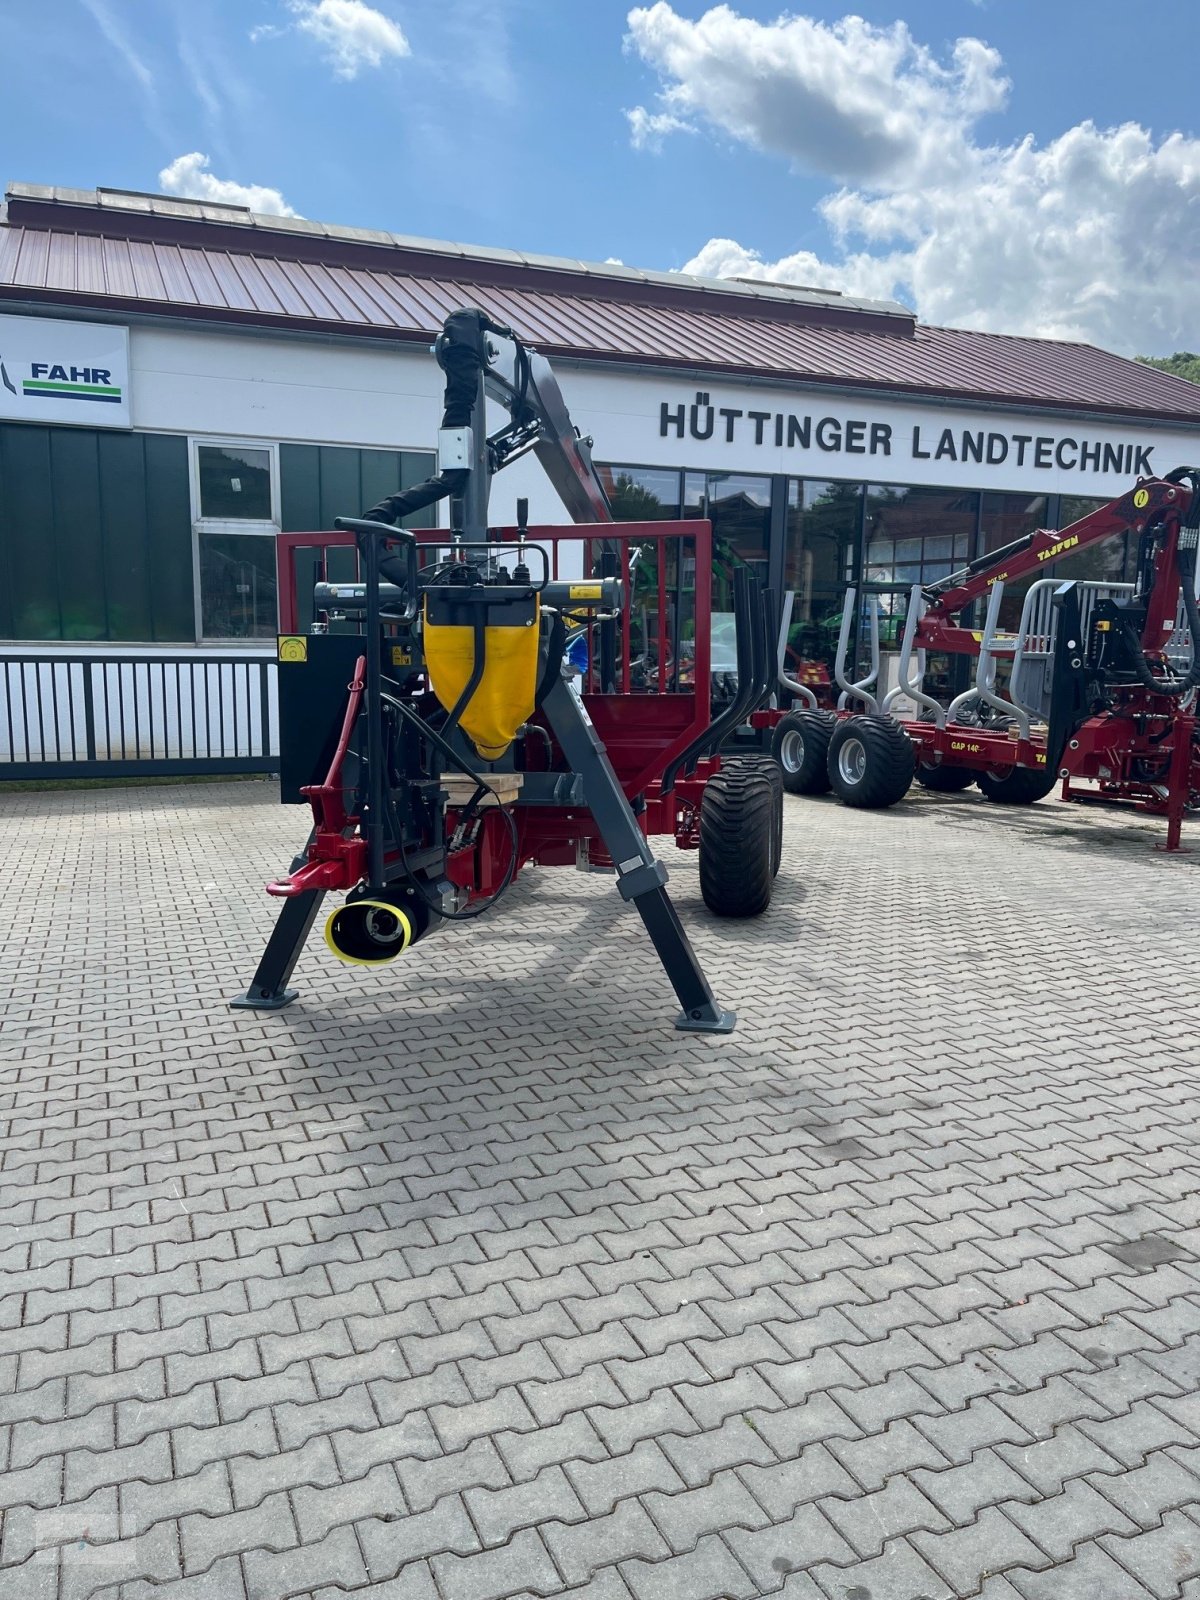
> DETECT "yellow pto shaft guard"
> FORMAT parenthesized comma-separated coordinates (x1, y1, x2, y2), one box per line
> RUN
(423, 597, 540, 760)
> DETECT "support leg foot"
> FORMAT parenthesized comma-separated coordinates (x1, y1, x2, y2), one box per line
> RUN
(230, 889, 325, 1013)
(675, 1004, 737, 1034)
(230, 988, 300, 1011)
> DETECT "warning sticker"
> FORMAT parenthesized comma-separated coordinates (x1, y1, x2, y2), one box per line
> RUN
(1133, 488, 1150, 508)
(568, 584, 603, 600)
(278, 636, 307, 663)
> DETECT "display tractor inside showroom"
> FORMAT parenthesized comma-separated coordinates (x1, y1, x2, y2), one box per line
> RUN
(232, 308, 782, 1033)
(766, 468, 1200, 849)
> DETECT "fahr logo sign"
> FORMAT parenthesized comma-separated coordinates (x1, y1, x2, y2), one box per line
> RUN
(0, 313, 130, 428)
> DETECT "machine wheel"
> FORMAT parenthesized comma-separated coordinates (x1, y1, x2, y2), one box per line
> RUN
(772, 710, 834, 795)
(699, 764, 774, 916)
(976, 765, 1058, 805)
(914, 760, 977, 793)
(827, 715, 915, 809)
(722, 756, 783, 876)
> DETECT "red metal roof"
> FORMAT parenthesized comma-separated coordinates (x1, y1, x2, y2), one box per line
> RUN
(2, 190, 1198, 425)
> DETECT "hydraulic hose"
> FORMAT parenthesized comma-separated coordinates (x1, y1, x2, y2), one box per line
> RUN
(380, 691, 520, 922)
(362, 308, 498, 525)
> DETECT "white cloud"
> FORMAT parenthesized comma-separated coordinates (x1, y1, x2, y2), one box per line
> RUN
(158, 153, 300, 218)
(682, 236, 905, 303)
(627, 105, 694, 152)
(631, 4, 1200, 355)
(266, 0, 411, 79)
(625, 3, 1007, 186)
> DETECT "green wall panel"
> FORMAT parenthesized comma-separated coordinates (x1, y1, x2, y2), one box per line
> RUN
(53, 429, 107, 641)
(1, 425, 59, 638)
(143, 434, 194, 641)
(279, 442, 435, 533)
(316, 446, 360, 532)
(98, 430, 153, 642)
(360, 448, 403, 515)
(0, 422, 193, 643)
(279, 442, 321, 534)
(277, 443, 435, 630)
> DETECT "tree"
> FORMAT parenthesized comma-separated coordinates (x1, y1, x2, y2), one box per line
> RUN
(1136, 352, 1200, 385)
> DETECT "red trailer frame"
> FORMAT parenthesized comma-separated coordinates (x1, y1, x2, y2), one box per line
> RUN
(273, 518, 727, 884)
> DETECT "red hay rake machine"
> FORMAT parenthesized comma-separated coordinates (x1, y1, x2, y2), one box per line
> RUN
(766, 469, 1200, 849)
(232, 309, 782, 1033)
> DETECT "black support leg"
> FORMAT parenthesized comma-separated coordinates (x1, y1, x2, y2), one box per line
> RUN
(542, 678, 735, 1033)
(230, 890, 326, 1011)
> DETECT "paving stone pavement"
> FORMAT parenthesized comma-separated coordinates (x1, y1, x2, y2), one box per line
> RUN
(4, 776, 1200, 1600)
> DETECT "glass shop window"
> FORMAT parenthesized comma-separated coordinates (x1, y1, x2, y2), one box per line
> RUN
(981, 491, 1050, 630)
(706, 472, 771, 612)
(865, 485, 978, 619)
(864, 484, 979, 701)
(196, 443, 274, 521)
(597, 464, 682, 520)
(192, 439, 280, 641)
(1053, 495, 1130, 585)
(197, 532, 278, 640)
(781, 479, 863, 707)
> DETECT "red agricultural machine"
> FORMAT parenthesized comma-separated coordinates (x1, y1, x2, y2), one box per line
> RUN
(232, 308, 783, 1032)
(766, 470, 1200, 848)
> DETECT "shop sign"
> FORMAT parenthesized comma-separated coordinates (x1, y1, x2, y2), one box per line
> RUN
(0, 313, 130, 428)
(654, 387, 1176, 491)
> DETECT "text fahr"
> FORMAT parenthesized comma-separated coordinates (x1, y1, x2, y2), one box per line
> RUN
(31, 364, 113, 384)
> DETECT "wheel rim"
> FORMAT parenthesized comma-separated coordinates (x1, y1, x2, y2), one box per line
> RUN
(779, 730, 804, 774)
(837, 737, 867, 785)
(986, 765, 1014, 782)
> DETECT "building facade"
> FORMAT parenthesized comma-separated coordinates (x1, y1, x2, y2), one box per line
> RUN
(1, 183, 1199, 765)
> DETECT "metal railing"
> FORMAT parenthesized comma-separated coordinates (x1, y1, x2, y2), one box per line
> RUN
(0, 652, 278, 779)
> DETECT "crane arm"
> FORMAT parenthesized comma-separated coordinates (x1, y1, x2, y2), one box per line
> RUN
(361, 307, 612, 531)
(922, 475, 1193, 615)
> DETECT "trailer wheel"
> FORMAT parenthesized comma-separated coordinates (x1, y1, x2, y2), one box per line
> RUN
(699, 765, 774, 916)
(772, 710, 834, 795)
(915, 760, 977, 793)
(976, 765, 1058, 805)
(827, 715, 915, 809)
(722, 756, 783, 876)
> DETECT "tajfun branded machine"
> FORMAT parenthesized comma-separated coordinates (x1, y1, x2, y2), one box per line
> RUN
(232, 309, 782, 1031)
(766, 470, 1200, 849)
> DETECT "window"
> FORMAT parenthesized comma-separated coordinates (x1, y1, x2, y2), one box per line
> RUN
(865, 484, 978, 618)
(191, 438, 280, 641)
(863, 485, 978, 697)
(1054, 495, 1129, 584)
(981, 492, 1049, 630)
(782, 480, 863, 702)
(196, 443, 274, 521)
(198, 533, 278, 639)
(597, 465, 680, 519)
(707, 473, 771, 610)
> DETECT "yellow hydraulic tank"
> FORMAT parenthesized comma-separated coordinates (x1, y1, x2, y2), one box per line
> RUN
(423, 596, 540, 760)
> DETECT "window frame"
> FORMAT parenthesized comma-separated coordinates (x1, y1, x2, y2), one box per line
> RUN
(189, 436, 281, 644)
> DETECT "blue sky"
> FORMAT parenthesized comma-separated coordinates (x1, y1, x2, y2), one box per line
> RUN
(0, 1, 1196, 354)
